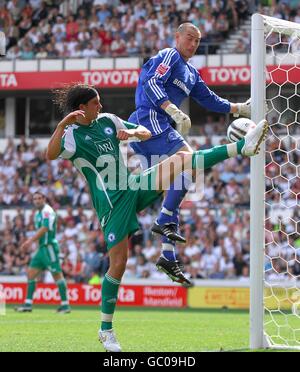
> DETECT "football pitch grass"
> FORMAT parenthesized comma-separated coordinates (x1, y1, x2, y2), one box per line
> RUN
(0, 306, 296, 352)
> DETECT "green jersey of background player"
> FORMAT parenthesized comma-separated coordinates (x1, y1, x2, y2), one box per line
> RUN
(46, 83, 268, 352)
(15, 192, 70, 314)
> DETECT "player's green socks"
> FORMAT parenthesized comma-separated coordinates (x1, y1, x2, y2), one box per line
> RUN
(25, 279, 36, 306)
(56, 279, 69, 307)
(101, 273, 121, 331)
(192, 139, 245, 169)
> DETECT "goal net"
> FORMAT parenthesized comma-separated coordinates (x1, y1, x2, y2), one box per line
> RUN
(250, 14, 300, 350)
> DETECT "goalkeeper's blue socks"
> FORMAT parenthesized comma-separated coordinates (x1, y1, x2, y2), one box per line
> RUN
(157, 172, 192, 226)
(162, 238, 176, 261)
(157, 172, 192, 262)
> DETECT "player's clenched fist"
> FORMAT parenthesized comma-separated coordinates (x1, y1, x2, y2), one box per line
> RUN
(117, 128, 151, 141)
(58, 110, 86, 128)
(164, 103, 191, 136)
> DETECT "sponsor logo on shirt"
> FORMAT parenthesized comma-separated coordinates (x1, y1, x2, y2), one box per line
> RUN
(173, 78, 191, 95)
(95, 139, 115, 156)
(155, 63, 170, 77)
(189, 72, 195, 84)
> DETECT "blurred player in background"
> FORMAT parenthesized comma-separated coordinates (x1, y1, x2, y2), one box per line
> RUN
(128, 22, 251, 283)
(46, 83, 267, 351)
(15, 191, 71, 314)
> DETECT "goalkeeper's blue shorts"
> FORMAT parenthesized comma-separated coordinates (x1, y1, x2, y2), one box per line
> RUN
(129, 108, 187, 169)
(130, 125, 187, 170)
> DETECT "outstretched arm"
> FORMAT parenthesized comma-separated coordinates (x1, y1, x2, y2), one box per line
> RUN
(190, 75, 231, 113)
(117, 125, 152, 141)
(191, 75, 251, 118)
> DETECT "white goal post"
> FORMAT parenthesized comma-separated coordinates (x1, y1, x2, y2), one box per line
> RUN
(250, 14, 300, 350)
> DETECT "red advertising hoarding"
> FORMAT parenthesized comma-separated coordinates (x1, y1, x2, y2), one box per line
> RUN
(0, 65, 298, 90)
(0, 283, 187, 308)
(200, 65, 300, 86)
(0, 69, 140, 90)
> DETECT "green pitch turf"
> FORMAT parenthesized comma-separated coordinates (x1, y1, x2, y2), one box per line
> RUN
(0, 306, 297, 352)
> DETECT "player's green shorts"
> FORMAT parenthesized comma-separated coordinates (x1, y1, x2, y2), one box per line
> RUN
(100, 167, 163, 250)
(29, 242, 62, 274)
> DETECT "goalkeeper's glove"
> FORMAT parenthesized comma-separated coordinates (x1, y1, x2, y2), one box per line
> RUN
(164, 103, 191, 136)
(233, 98, 269, 119)
(233, 98, 251, 118)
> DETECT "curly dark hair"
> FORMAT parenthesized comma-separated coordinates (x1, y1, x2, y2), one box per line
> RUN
(52, 83, 98, 114)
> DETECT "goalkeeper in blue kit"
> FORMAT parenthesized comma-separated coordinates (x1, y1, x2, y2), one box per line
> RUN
(128, 22, 252, 284)
(47, 83, 267, 351)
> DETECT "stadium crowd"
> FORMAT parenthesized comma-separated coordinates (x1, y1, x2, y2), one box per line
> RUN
(1, 134, 299, 282)
(1, 0, 299, 59)
(0, 0, 278, 60)
(0, 0, 299, 283)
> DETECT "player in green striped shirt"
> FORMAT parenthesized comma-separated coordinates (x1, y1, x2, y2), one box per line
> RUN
(47, 83, 268, 352)
(15, 191, 70, 314)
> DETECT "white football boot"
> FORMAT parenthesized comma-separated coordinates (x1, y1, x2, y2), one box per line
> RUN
(99, 329, 122, 352)
(241, 119, 269, 156)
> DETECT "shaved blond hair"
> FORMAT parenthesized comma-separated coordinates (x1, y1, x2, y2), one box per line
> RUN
(177, 23, 201, 35)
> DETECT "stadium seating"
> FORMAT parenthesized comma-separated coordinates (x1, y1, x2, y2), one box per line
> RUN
(0, 0, 299, 282)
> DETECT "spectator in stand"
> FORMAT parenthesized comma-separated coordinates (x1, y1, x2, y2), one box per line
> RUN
(36, 46, 47, 58)
(127, 36, 139, 56)
(111, 33, 127, 57)
(18, 14, 32, 38)
(82, 42, 100, 57)
(142, 239, 159, 261)
(66, 14, 79, 41)
(72, 254, 87, 283)
(100, 29, 113, 56)
(6, 17, 20, 49)
(84, 243, 101, 278)
(235, 39, 247, 53)
(7, 0, 22, 22)
(90, 28, 102, 51)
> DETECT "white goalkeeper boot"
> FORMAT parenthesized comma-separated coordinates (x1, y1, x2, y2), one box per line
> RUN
(99, 329, 122, 352)
(241, 119, 269, 156)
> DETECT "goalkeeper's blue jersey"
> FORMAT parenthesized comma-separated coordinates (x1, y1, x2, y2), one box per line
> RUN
(129, 47, 231, 136)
